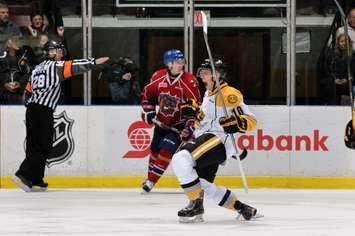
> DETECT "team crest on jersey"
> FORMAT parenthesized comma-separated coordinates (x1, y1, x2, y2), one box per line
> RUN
(46, 111, 75, 167)
(158, 82, 168, 88)
(159, 93, 181, 117)
(227, 94, 238, 104)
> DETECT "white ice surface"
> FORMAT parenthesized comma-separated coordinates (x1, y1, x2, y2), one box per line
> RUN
(0, 188, 355, 236)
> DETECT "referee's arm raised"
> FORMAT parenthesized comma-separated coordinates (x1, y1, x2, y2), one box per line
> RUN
(56, 57, 109, 80)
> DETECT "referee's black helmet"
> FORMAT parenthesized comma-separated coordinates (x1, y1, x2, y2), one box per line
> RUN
(43, 40, 65, 59)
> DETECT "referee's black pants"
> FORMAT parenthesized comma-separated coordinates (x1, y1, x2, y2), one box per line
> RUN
(16, 103, 54, 185)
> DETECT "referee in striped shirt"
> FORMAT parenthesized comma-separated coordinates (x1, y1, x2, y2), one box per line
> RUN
(13, 40, 109, 192)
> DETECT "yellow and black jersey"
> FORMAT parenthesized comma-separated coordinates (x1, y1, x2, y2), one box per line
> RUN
(194, 82, 257, 159)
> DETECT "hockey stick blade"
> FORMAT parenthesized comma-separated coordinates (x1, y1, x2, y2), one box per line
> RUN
(231, 149, 248, 161)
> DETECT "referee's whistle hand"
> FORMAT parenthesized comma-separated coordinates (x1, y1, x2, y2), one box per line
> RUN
(95, 57, 110, 65)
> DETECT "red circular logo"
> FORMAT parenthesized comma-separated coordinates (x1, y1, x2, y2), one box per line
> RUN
(128, 128, 151, 151)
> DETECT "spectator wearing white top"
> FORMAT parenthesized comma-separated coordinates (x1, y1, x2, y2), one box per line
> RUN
(336, 8, 355, 50)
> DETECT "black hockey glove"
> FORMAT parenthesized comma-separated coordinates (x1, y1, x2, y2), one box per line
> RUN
(180, 119, 195, 141)
(142, 110, 156, 125)
(141, 100, 156, 125)
(180, 99, 200, 120)
(219, 115, 248, 134)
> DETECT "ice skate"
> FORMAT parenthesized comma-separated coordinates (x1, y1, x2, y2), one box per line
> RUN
(12, 173, 32, 192)
(141, 179, 154, 194)
(31, 181, 48, 192)
(178, 195, 204, 223)
(236, 202, 262, 221)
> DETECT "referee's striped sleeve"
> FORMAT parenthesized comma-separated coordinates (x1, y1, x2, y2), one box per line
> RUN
(56, 58, 96, 80)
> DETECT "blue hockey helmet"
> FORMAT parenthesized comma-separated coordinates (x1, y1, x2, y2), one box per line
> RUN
(163, 49, 185, 65)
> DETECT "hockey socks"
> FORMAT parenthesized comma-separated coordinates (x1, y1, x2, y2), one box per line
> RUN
(147, 149, 172, 183)
(181, 177, 203, 200)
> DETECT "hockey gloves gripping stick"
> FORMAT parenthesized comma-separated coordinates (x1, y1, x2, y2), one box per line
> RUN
(219, 115, 249, 161)
(142, 110, 156, 125)
(219, 115, 248, 134)
(141, 100, 156, 125)
(180, 99, 200, 119)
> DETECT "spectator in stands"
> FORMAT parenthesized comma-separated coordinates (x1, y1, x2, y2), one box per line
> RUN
(39, 0, 70, 60)
(100, 57, 140, 105)
(40, 0, 64, 38)
(34, 33, 48, 63)
(333, 31, 354, 105)
(25, 12, 47, 40)
(336, 7, 355, 50)
(23, 13, 50, 65)
(0, 1, 22, 53)
(0, 36, 31, 104)
(322, 30, 355, 105)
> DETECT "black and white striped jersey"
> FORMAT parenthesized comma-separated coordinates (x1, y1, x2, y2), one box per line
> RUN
(26, 58, 96, 110)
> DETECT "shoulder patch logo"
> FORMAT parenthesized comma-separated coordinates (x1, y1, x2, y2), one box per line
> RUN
(227, 94, 238, 104)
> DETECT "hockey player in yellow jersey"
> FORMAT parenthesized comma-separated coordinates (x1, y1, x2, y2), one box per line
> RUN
(171, 58, 260, 223)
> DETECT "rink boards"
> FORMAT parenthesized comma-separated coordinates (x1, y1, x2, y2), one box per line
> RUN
(1, 105, 355, 188)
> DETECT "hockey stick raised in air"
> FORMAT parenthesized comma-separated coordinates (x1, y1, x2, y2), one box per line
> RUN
(333, 0, 355, 149)
(201, 11, 249, 193)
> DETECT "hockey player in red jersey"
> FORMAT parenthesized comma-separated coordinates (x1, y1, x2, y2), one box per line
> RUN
(140, 49, 201, 193)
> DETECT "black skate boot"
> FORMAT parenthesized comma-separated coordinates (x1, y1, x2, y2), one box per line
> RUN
(12, 173, 33, 192)
(234, 201, 257, 221)
(178, 193, 204, 223)
(141, 179, 154, 194)
(32, 180, 48, 192)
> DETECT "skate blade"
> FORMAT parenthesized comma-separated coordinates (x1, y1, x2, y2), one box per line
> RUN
(140, 188, 151, 195)
(236, 212, 264, 221)
(179, 214, 204, 223)
(254, 213, 264, 218)
(12, 176, 32, 192)
(31, 186, 47, 192)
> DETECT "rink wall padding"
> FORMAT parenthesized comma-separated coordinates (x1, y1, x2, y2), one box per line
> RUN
(0, 105, 354, 189)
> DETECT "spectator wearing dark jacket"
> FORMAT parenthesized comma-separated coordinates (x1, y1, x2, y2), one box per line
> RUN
(0, 37, 32, 104)
(0, 1, 22, 52)
(331, 31, 355, 105)
(101, 57, 140, 105)
(40, 0, 64, 38)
